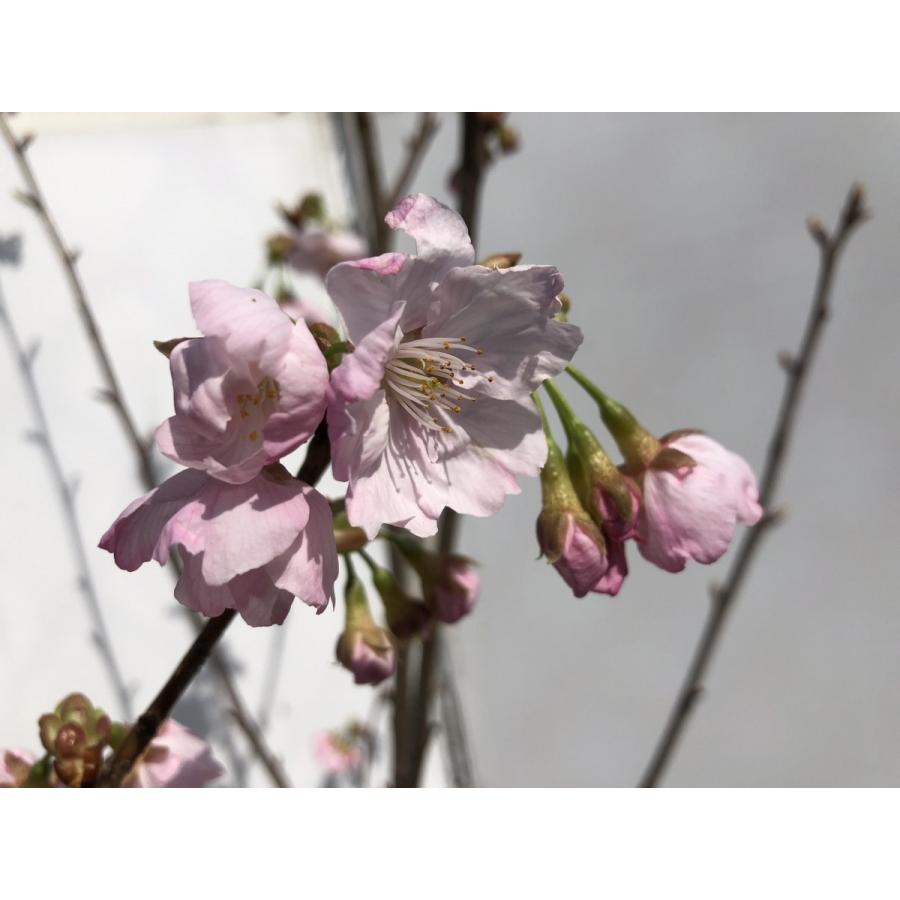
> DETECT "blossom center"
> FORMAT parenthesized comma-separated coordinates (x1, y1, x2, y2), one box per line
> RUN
(235, 376, 279, 441)
(383, 336, 491, 432)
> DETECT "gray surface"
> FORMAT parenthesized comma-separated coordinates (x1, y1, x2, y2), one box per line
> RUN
(377, 112, 900, 786)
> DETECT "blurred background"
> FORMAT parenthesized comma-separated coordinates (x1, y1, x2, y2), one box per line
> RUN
(0, 112, 897, 786)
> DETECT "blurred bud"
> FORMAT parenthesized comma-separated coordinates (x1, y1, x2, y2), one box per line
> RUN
(0, 749, 35, 787)
(334, 526, 369, 554)
(336, 574, 396, 685)
(476, 112, 507, 129)
(123, 720, 224, 788)
(37, 693, 111, 787)
(266, 233, 294, 266)
(556, 292, 571, 322)
(366, 557, 431, 639)
(427, 555, 480, 624)
(497, 125, 520, 154)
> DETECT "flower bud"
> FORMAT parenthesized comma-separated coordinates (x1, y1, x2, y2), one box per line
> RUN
(365, 555, 431, 639)
(38, 693, 111, 787)
(537, 438, 611, 597)
(336, 573, 396, 685)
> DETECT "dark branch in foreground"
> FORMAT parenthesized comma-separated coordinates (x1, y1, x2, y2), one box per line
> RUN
(638, 183, 868, 788)
(1, 112, 291, 787)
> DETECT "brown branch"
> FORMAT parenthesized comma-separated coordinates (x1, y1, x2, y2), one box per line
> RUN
(355, 113, 388, 253)
(637, 183, 868, 788)
(386, 113, 439, 211)
(1, 113, 293, 788)
(97, 610, 237, 786)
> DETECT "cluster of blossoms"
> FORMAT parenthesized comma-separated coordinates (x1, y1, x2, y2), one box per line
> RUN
(314, 721, 374, 787)
(0, 693, 222, 788)
(98, 191, 761, 692)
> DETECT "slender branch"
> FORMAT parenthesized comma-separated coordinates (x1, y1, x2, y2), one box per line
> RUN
(97, 610, 237, 786)
(0, 271, 132, 719)
(355, 113, 388, 253)
(404, 112, 490, 787)
(0, 113, 155, 489)
(437, 631, 475, 787)
(637, 183, 868, 788)
(386, 113, 440, 210)
(1, 113, 292, 787)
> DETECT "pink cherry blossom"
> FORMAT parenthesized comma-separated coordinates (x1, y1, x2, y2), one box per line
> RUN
(99, 464, 337, 625)
(430, 555, 480, 623)
(637, 433, 763, 573)
(0, 749, 34, 787)
(326, 194, 583, 538)
(123, 720, 224, 788)
(314, 730, 363, 776)
(584, 483, 641, 597)
(155, 280, 328, 485)
(289, 226, 368, 280)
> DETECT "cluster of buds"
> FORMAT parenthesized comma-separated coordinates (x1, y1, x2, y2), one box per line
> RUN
(536, 367, 763, 594)
(1, 692, 223, 788)
(331, 519, 481, 685)
(314, 720, 374, 786)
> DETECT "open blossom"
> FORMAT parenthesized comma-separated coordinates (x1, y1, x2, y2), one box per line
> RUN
(326, 193, 583, 538)
(124, 720, 224, 788)
(637, 433, 763, 572)
(155, 280, 328, 485)
(99, 464, 337, 625)
(0, 749, 34, 787)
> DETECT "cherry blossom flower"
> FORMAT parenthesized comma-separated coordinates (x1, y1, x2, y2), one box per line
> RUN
(637, 433, 763, 572)
(123, 720, 224, 788)
(155, 280, 329, 485)
(0, 749, 34, 787)
(326, 194, 583, 538)
(99, 464, 337, 625)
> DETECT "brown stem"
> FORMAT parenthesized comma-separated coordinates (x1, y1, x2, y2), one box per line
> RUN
(355, 112, 388, 253)
(387, 113, 440, 210)
(97, 610, 237, 786)
(638, 183, 868, 788)
(1, 113, 294, 787)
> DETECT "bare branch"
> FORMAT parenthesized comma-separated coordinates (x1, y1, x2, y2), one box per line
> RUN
(386, 113, 439, 210)
(638, 183, 868, 788)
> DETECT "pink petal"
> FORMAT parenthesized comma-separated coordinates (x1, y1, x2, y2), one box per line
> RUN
(422, 265, 583, 399)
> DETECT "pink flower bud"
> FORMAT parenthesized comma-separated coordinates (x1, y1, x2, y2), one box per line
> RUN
(337, 575, 396, 685)
(430, 555, 480, 624)
(537, 508, 610, 598)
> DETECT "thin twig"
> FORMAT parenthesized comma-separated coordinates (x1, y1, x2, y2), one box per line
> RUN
(355, 113, 388, 253)
(386, 113, 440, 210)
(97, 610, 238, 786)
(0, 113, 155, 489)
(1, 113, 291, 787)
(637, 183, 868, 788)
(0, 271, 132, 719)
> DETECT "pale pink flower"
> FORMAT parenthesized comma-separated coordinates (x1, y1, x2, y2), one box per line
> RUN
(155, 280, 329, 485)
(289, 226, 368, 280)
(0, 749, 34, 787)
(314, 730, 363, 776)
(99, 464, 338, 625)
(123, 720, 224, 788)
(637, 433, 763, 573)
(430, 555, 480, 623)
(326, 194, 582, 538)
